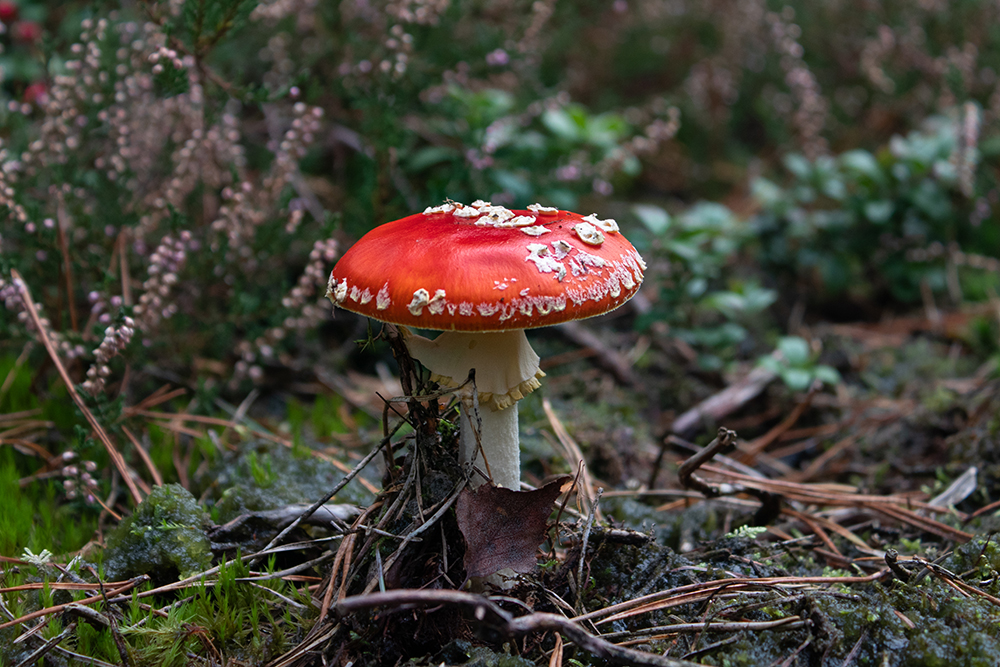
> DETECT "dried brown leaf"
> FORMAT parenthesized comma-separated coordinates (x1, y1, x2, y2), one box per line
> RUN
(457, 476, 571, 579)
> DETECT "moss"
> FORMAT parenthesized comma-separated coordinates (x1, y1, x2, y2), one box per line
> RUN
(201, 439, 370, 524)
(0, 447, 100, 557)
(102, 484, 212, 582)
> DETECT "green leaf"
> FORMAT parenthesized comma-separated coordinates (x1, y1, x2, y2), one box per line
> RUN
(491, 170, 531, 200)
(863, 200, 894, 224)
(784, 153, 812, 180)
(751, 178, 786, 210)
(777, 336, 811, 366)
(821, 177, 847, 201)
(407, 146, 458, 172)
(757, 355, 783, 375)
(813, 365, 842, 386)
(840, 150, 881, 179)
(542, 108, 581, 141)
(781, 368, 813, 392)
(632, 204, 671, 235)
(668, 240, 702, 262)
(585, 113, 626, 147)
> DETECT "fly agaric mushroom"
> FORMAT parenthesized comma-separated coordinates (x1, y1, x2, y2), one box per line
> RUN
(327, 200, 645, 490)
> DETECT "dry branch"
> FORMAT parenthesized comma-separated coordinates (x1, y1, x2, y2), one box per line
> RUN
(336, 589, 709, 667)
(11, 269, 144, 506)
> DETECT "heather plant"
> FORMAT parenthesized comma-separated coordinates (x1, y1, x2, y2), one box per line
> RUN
(0, 0, 688, 406)
(0, 10, 338, 398)
(531, 0, 1000, 196)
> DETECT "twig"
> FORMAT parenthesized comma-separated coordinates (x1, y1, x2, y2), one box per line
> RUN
(56, 201, 78, 333)
(237, 551, 337, 585)
(13, 621, 77, 667)
(336, 589, 709, 667)
(549, 632, 564, 667)
(598, 616, 805, 642)
(221, 388, 259, 444)
(119, 229, 133, 307)
(841, 628, 867, 667)
(0, 341, 33, 405)
(670, 362, 777, 437)
(121, 425, 164, 487)
(884, 549, 912, 582)
(861, 502, 972, 543)
(557, 321, 637, 386)
(737, 380, 820, 464)
(772, 636, 810, 667)
(361, 477, 468, 594)
(576, 487, 603, 613)
(677, 428, 738, 498)
(573, 571, 890, 625)
(543, 398, 600, 521)
(95, 574, 133, 667)
(249, 427, 398, 566)
(11, 270, 144, 506)
(0, 576, 149, 632)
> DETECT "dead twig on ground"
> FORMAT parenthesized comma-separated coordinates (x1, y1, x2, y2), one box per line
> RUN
(336, 589, 709, 667)
(574, 570, 890, 626)
(736, 380, 821, 464)
(249, 428, 398, 568)
(649, 362, 777, 488)
(677, 428, 738, 498)
(544, 398, 601, 520)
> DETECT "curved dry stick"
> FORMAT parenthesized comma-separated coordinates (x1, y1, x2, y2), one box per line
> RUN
(0, 576, 149, 632)
(677, 427, 737, 497)
(11, 269, 144, 506)
(336, 589, 709, 667)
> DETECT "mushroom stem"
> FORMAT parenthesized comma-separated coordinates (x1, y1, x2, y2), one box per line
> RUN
(459, 398, 520, 489)
(405, 329, 543, 490)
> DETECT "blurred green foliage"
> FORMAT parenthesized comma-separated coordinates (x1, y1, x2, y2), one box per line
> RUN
(633, 201, 776, 369)
(752, 114, 1000, 305)
(2, 0, 1000, 393)
(757, 335, 840, 392)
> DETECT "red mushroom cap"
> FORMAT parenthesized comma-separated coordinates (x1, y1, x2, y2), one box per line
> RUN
(327, 202, 645, 332)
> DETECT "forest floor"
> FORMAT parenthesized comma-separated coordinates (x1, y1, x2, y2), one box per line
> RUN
(3, 302, 1000, 667)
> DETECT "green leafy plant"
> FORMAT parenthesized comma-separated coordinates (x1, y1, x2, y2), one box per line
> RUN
(757, 336, 840, 392)
(751, 113, 1000, 305)
(633, 201, 776, 368)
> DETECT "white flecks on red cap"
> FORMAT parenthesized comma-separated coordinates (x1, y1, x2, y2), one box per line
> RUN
(572, 222, 605, 246)
(327, 201, 642, 332)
